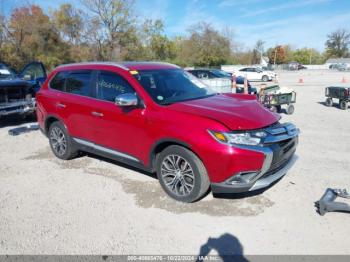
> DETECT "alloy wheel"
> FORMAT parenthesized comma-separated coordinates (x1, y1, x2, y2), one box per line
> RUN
(161, 154, 195, 197)
(50, 127, 67, 156)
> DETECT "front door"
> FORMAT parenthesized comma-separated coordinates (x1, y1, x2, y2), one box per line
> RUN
(89, 69, 148, 164)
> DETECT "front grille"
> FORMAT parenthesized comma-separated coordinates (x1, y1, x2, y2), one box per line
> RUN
(261, 122, 299, 178)
(0, 85, 29, 104)
(283, 141, 295, 154)
(263, 153, 294, 178)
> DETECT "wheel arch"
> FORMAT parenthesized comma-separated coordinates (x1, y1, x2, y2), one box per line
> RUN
(44, 115, 65, 135)
(149, 138, 194, 172)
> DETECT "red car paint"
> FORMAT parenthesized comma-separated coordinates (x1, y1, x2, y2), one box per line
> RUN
(37, 62, 295, 188)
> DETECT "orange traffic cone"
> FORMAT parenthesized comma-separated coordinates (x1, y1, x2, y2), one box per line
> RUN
(298, 78, 304, 84)
(341, 77, 346, 83)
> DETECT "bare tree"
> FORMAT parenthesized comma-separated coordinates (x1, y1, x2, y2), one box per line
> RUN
(81, 0, 136, 60)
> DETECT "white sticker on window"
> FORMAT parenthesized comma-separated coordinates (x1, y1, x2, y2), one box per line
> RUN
(157, 96, 164, 101)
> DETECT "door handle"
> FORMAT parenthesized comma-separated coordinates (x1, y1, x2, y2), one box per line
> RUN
(57, 103, 66, 108)
(91, 111, 104, 117)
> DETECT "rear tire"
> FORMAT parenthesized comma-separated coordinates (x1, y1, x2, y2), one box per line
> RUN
(340, 100, 348, 110)
(325, 98, 333, 107)
(48, 121, 78, 160)
(156, 145, 210, 203)
(276, 105, 282, 113)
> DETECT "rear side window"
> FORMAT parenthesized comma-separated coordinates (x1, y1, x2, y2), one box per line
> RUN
(66, 71, 92, 96)
(50, 72, 67, 91)
(97, 71, 135, 102)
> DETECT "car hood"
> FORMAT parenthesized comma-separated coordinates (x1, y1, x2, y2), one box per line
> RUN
(168, 94, 280, 130)
(0, 78, 30, 88)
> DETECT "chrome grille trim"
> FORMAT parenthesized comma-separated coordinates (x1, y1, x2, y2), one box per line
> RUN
(264, 122, 300, 144)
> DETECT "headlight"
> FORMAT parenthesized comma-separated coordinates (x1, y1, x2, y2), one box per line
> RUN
(209, 130, 266, 146)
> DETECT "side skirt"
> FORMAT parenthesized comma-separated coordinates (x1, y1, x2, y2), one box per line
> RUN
(72, 137, 152, 173)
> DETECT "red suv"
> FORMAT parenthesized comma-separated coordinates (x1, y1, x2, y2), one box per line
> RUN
(36, 62, 299, 202)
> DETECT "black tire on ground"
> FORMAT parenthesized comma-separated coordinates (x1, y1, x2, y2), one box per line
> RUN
(156, 145, 210, 203)
(276, 105, 282, 113)
(325, 98, 333, 107)
(339, 100, 348, 110)
(48, 121, 78, 160)
(262, 75, 269, 82)
(270, 106, 278, 113)
(286, 104, 295, 115)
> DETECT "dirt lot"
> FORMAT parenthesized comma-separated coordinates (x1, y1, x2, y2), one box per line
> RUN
(0, 70, 349, 256)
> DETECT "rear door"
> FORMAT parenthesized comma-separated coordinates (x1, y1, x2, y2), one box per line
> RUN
(53, 70, 98, 143)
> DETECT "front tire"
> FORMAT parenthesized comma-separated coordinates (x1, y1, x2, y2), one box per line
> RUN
(262, 75, 269, 82)
(340, 100, 348, 110)
(48, 121, 78, 160)
(156, 145, 210, 203)
(286, 104, 295, 115)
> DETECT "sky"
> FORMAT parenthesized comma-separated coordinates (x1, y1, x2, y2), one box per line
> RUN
(2, 0, 350, 51)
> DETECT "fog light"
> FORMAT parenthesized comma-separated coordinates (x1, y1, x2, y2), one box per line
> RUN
(227, 172, 258, 185)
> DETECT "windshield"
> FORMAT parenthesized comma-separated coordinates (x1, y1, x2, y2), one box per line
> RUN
(211, 69, 231, 78)
(0, 63, 16, 80)
(133, 69, 216, 105)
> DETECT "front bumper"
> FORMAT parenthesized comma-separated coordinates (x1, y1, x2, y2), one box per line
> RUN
(211, 122, 299, 194)
(0, 99, 36, 117)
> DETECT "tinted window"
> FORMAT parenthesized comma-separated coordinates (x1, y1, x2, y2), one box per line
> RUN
(97, 71, 135, 102)
(50, 72, 67, 91)
(66, 71, 92, 96)
(239, 68, 247, 72)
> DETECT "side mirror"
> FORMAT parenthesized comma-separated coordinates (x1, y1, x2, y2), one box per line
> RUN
(115, 93, 138, 107)
(23, 74, 32, 81)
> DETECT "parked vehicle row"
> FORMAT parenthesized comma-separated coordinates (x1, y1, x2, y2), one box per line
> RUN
(36, 62, 299, 202)
(186, 68, 257, 94)
(329, 63, 350, 71)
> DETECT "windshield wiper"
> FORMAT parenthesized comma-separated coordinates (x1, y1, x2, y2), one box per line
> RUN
(160, 94, 217, 105)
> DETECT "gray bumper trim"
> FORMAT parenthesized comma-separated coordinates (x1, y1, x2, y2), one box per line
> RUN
(249, 155, 298, 191)
(0, 99, 36, 116)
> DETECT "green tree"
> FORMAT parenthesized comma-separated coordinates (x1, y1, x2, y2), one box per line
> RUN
(81, 0, 137, 60)
(5, 5, 69, 69)
(325, 29, 350, 58)
(293, 48, 325, 64)
(181, 22, 232, 67)
(53, 4, 83, 45)
(139, 19, 177, 61)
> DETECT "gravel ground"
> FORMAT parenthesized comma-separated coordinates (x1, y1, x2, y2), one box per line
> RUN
(0, 70, 349, 256)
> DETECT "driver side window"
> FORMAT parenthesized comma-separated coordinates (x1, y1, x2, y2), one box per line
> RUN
(97, 71, 135, 102)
